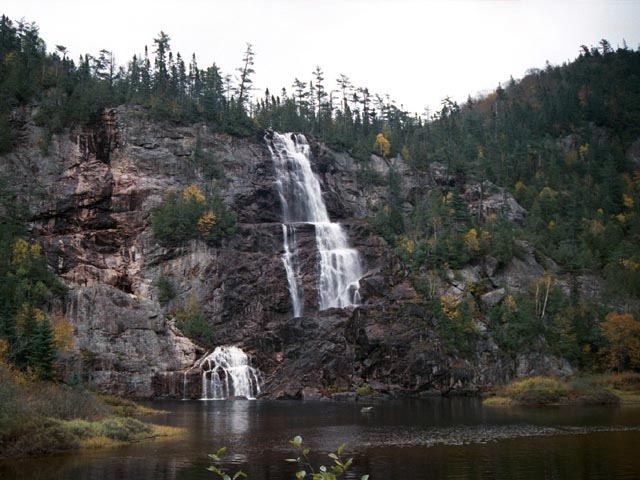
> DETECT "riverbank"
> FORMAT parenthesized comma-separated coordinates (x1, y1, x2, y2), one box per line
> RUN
(0, 365, 184, 459)
(483, 373, 640, 407)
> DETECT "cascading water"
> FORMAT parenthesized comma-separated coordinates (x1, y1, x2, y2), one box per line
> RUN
(201, 346, 262, 400)
(268, 132, 363, 312)
(281, 224, 303, 317)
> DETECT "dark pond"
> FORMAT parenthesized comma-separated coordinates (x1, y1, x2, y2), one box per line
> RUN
(2, 397, 640, 479)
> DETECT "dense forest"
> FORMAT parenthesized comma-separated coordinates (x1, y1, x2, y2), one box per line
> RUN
(1, 14, 640, 376)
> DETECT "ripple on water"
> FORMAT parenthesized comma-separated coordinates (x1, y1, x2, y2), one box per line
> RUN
(355, 424, 640, 448)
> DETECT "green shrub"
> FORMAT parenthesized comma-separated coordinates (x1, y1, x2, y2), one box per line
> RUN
(208, 436, 369, 480)
(174, 297, 215, 348)
(152, 184, 236, 246)
(355, 384, 375, 397)
(29, 382, 108, 420)
(156, 273, 176, 304)
(434, 295, 477, 357)
(98, 416, 151, 441)
(567, 378, 619, 404)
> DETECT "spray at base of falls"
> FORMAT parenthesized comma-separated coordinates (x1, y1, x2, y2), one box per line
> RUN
(268, 132, 363, 315)
(200, 346, 262, 400)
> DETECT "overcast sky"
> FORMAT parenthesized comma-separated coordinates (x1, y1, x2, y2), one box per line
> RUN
(2, 0, 639, 114)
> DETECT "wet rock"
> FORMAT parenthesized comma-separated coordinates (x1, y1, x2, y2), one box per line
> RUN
(301, 387, 323, 400)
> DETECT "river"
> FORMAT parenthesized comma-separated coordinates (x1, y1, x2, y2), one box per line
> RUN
(2, 398, 640, 479)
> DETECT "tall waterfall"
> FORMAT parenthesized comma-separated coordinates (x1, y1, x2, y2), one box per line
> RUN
(201, 346, 262, 400)
(268, 132, 363, 313)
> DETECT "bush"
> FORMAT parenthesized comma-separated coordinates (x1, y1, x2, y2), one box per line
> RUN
(355, 384, 376, 397)
(28, 382, 108, 420)
(156, 273, 176, 305)
(174, 296, 215, 348)
(505, 376, 569, 404)
(152, 184, 236, 246)
(567, 378, 619, 405)
(0, 364, 169, 457)
(208, 436, 369, 480)
(98, 417, 152, 441)
(434, 295, 477, 357)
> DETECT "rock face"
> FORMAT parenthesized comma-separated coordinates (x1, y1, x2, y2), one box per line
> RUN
(1, 106, 576, 398)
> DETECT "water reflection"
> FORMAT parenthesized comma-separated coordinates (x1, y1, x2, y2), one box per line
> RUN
(1, 398, 640, 480)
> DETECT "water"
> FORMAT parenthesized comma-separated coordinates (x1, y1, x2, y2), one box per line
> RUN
(200, 346, 262, 400)
(268, 132, 363, 313)
(281, 224, 303, 318)
(2, 398, 640, 479)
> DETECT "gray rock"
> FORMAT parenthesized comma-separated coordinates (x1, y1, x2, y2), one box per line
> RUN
(481, 288, 506, 308)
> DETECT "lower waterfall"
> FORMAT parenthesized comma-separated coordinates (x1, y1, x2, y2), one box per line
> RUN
(200, 346, 262, 400)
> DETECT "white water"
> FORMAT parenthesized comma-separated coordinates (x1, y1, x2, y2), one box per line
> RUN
(282, 224, 303, 317)
(182, 371, 187, 400)
(200, 346, 262, 400)
(268, 132, 363, 311)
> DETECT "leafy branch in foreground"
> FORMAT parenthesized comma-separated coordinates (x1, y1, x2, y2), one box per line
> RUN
(285, 435, 369, 480)
(207, 447, 247, 480)
(208, 436, 369, 480)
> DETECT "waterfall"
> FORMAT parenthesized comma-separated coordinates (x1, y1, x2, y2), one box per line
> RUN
(281, 224, 303, 317)
(201, 346, 262, 400)
(268, 132, 363, 312)
(182, 371, 187, 400)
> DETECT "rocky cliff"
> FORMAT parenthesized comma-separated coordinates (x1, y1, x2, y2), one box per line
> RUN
(1, 106, 578, 398)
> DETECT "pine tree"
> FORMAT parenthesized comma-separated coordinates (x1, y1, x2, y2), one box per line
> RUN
(235, 43, 255, 111)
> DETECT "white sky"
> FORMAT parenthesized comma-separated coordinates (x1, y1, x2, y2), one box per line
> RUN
(2, 0, 639, 115)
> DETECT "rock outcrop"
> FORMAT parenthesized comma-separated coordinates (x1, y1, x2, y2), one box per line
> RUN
(1, 106, 578, 398)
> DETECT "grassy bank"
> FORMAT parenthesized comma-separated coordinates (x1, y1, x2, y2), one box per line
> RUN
(0, 364, 183, 458)
(483, 373, 640, 407)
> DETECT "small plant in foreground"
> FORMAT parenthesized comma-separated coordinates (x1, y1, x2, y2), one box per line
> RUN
(208, 436, 369, 480)
(207, 447, 247, 480)
(286, 435, 369, 480)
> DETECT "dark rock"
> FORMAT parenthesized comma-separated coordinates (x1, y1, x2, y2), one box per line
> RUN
(0, 105, 589, 399)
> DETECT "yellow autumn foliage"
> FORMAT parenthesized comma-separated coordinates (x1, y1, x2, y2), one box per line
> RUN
(601, 312, 640, 370)
(621, 259, 640, 271)
(183, 184, 205, 203)
(463, 228, 480, 252)
(11, 239, 30, 265)
(505, 295, 517, 312)
(539, 186, 557, 199)
(53, 314, 75, 352)
(374, 133, 391, 158)
(399, 236, 415, 255)
(578, 143, 589, 160)
(623, 193, 634, 209)
(440, 294, 460, 320)
(0, 339, 8, 365)
(197, 211, 217, 237)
